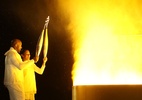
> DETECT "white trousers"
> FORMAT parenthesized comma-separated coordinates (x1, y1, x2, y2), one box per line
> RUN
(6, 82, 25, 100)
(7, 85, 25, 100)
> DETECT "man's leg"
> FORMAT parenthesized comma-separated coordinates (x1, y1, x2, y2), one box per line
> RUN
(7, 85, 25, 100)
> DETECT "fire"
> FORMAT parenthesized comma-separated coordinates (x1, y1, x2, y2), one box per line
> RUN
(72, 35, 142, 85)
(57, 0, 142, 85)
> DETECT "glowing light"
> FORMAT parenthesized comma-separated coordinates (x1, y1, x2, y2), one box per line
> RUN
(58, 0, 142, 85)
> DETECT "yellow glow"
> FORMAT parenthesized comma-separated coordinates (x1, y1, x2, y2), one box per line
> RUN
(58, 0, 142, 85)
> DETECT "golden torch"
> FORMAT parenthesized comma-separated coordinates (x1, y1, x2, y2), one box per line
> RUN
(43, 16, 49, 57)
(35, 16, 50, 57)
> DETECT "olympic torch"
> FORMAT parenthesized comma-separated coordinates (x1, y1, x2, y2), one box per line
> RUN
(35, 16, 50, 57)
(43, 16, 50, 57)
(35, 28, 44, 57)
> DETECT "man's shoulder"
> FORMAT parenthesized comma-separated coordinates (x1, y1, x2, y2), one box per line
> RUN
(5, 48, 19, 57)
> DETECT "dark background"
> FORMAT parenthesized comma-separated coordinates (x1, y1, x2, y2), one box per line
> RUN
(0, 0, 73, 100)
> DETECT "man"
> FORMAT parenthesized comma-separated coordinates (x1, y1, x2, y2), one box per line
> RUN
(21, 49, 47, 100)
(4, 39, 39, 100)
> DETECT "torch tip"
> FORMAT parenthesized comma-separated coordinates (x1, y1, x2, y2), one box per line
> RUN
(45, 16, 50, 22)
(44, 16, 50, 28)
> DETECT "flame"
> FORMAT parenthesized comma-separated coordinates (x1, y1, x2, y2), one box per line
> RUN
(58, 0, 142, 85)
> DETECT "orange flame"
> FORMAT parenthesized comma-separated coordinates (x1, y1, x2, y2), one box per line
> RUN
(58, 0, 142, 85)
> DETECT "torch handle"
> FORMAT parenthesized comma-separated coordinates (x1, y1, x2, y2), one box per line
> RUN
(35, 29, 44, 57)
(43, 28, 48, 58)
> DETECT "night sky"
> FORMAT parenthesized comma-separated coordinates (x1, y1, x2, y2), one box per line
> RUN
(0, 0, 73, 100)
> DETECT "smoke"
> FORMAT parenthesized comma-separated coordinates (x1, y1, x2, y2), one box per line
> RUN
(57, 0, 142, 85)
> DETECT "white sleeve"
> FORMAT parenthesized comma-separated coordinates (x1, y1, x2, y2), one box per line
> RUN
(34, 63, 46, 75)
(9, 51, 34, 70)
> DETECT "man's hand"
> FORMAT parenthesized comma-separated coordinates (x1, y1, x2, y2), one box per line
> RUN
(33, 56, 39, 63)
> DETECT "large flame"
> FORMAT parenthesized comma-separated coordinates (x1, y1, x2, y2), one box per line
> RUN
(58, 0, 142, 85)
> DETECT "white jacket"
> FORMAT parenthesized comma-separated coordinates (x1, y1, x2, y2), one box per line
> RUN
(4, 47, 35, 89)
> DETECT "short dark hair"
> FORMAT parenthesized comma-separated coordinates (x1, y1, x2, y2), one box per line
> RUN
(11, 39, 21, 47)
(20, 49, 29, 55)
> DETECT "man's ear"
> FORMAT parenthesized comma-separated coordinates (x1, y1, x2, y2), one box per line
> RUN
(14, 44, 18, 49)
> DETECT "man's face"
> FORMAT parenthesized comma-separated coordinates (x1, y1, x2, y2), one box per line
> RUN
(16, 42, 22, 53)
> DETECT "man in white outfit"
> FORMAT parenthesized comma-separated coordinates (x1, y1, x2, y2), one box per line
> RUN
(4, 39, 39, 100)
